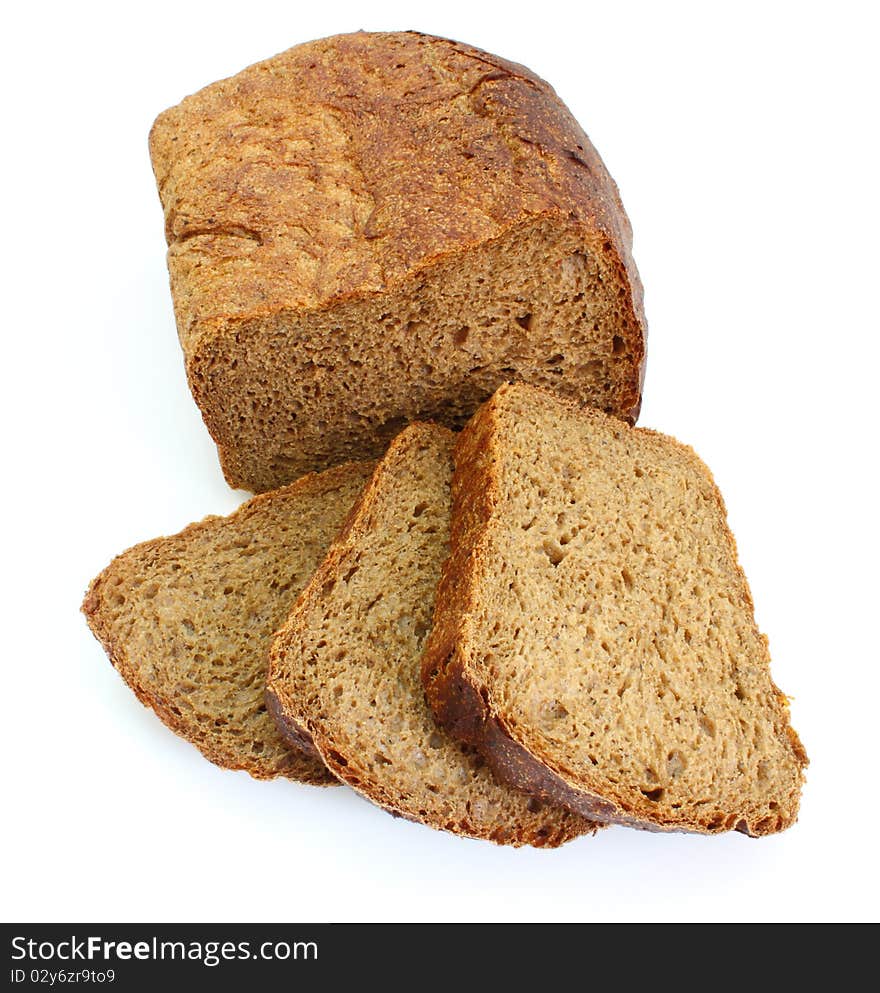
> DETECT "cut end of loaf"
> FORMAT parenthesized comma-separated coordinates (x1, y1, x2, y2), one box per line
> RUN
(192, 218, 644, 492)
(424, 384, 807, 836)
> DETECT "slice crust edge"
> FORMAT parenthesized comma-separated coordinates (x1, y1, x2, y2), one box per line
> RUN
(422, 383, 807, 836)
(82, 462, 373, 784)
(268, 422, 596, 846)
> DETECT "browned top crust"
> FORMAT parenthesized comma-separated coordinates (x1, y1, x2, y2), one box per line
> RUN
(149, 30, 645, 374)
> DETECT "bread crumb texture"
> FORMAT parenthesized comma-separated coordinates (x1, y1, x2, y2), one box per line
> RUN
(268, 423, 595, 846)
(424, 384, 807, 835)
(150, 31, 646, 491)
(82, 462, 373, 782)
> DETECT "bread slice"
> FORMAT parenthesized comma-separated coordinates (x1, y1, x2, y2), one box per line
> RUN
(423, 384, 807, 835)
(82, 462, 373, 783)
(149, 30, 646, 493)
(266, 423, 593, 845)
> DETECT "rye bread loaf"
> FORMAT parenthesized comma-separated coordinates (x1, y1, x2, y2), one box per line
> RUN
(82, 462, 373, 782)
(266, 423, 593, 845)
(422, 384, 807, 835)
(149, 30, 646, 493)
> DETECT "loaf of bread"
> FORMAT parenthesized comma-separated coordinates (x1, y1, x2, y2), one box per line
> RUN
(82, 462, 373, 781)
(149, 30, 647, 492)
(267, 422, 594, 845)
(422, 384, 807, 835)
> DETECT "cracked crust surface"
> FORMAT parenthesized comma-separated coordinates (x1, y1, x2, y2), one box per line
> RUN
(150, 31, 646, 491)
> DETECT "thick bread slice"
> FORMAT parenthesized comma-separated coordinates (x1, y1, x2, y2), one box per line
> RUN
(150, 30, 646, 492)
(423, 384, 807, 835)
(82, 462, 373, 782)
(267, 423, 593, 845)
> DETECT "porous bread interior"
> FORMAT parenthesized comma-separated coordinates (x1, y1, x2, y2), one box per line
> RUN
(268, 424, 590, 845)
(194, 218, 642, 492)
(82, 463, 372, 782)
(457, 387, 806, 834)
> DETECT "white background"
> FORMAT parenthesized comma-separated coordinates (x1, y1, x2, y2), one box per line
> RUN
(4, 0, 878, 923)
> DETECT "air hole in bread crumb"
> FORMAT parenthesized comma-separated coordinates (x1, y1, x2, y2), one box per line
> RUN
(413, 502, 428, 517)
(621, 568, 634, 592)
(454, 325, 470, 345)
(641, 787, 664, 802)
(612, 335, 626, 355)
(515, 313, 533, 331)
(546, 353, 564, 365)
(543, 700, 569, 722)
(427, 732, 443, 749)
(667, 751, 686, 778)
(374, 752, 391, 766)
(542, 539, 566, 566)
(527, 797, 543, 813)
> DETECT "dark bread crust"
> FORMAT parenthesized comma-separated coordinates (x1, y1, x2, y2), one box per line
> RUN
(265, 688, 323, 762)
(150, 31, 646, 490)
(422, 384, 807, 836)
(424, 658, 620, 823)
